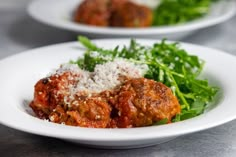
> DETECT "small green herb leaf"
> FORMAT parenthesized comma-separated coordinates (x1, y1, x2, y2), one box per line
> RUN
(154, 118, 169, 125)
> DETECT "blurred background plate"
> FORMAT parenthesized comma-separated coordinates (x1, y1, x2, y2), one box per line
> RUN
(28, 0, 236, 40)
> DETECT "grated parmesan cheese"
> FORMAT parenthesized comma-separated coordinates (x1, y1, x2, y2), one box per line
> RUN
(50, 59, 148, 103)
(51, 64, 85, 76)
(75, 59, 148, 93)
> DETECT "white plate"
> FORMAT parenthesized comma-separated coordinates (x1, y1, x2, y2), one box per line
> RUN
(0, 39, 236, 149)
(27, 0, 236, 39)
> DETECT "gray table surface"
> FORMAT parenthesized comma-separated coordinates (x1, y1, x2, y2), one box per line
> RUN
(1, 0, 236, 156)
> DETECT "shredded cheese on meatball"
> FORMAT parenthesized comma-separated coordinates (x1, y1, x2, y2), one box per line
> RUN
(52, 59, 148, 95)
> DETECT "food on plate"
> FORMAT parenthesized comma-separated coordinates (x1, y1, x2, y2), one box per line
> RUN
(108, 78, 180, 128)
(30, 36, 218, 128)
(30, 59, 180, 128)
(74, 0, 110, 26)
(73, 0, 218, 27)
(74, 0, 153, 27)
(30, 70, 111, 128)
(153, 0, 219, 26)
(109, 1, 153, 27)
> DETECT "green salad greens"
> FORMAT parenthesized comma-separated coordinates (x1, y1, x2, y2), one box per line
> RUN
(153, 0, 218, 26)
(72, 36, 218, 122)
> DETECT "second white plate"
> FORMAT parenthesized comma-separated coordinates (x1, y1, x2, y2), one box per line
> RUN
(28, 0, 236, 39)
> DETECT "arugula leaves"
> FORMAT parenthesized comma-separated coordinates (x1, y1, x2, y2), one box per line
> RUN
(74, 36, 218, 122)
(153, 0, 218, 26)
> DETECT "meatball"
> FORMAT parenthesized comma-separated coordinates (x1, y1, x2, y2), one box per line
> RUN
(30, 71, 111, 128)
(110, 0, 127, 10)
(110, 1, 153, 27)
(110, 78, 180, 128)
(74, 0, 110, 26)
(30, 71, 79, 119)
(74, 0, 153, 27)
(48, 95, 111, 128)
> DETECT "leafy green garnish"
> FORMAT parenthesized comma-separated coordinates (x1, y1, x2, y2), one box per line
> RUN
(154, 118, 169, 125)
(73, 36, 218, 122)
(153, 0, 218, 26)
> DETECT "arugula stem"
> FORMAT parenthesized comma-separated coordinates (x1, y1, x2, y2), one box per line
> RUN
(168, 73, 190, 110)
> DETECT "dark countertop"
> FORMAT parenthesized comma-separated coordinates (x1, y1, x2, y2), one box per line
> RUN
(0, 1, 236, 156)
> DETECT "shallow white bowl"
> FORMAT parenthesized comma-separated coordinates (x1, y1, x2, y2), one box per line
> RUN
(0, 39, 236, 149)
(27, 0, 236, 39)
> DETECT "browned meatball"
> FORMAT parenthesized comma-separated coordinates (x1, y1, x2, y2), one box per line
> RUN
(74, 0, 111, 26)
(48, 95, 111, 128)
(110, 1, 153, 27)
(110, 0, 127, 10)
(30, 71, 111, 128)
(110, 78, 180, 128)
(74, 0, 153, 27)
(30, 71, 79, 119)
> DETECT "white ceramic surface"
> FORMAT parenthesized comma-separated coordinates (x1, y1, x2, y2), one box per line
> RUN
(27, 0, 236, 39)
(0, 39, 236, 149)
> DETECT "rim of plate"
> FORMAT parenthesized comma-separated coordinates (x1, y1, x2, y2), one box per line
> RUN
(27, 0, 236, 36)
(0, 39, 236, 142)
